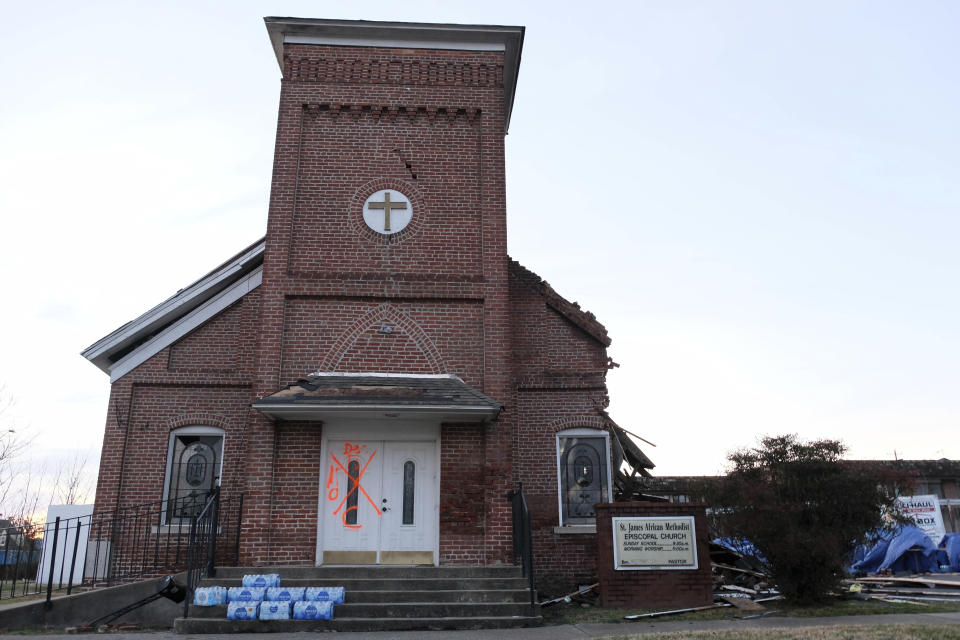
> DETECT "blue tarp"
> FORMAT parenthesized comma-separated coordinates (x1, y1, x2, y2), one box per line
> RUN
(713, 537, 767, 563)
(939, 533, 960, 572)
(850, 526, 942, 575)
(0, 549, 41, 566)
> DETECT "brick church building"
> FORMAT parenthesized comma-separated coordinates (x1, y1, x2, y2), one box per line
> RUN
(82, 17, 652, 586)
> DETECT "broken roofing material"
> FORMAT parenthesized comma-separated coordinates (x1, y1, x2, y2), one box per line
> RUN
(254, 373, 501, 422)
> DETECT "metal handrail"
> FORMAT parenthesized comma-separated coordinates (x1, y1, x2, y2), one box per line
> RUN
(507, 482, 536, 614)
(183, 488, 244, 618)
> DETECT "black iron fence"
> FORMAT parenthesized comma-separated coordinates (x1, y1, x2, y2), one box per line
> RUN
(0, 491, 243, 606)
(507, 482, 536, 614)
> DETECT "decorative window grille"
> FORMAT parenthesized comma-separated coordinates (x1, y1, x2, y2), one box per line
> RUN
(165, 431, 223, 524)
(557, 433, 610, 525)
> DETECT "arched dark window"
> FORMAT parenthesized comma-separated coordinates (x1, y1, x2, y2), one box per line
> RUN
(166, 431, 223, 524)
(558, 434, 609, 525)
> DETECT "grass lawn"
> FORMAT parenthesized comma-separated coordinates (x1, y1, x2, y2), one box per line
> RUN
(542, 598, 960, 626)
(601, 625, 960, 640)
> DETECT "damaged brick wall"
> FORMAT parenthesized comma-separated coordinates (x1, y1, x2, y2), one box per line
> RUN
(509, 263, 615, 587)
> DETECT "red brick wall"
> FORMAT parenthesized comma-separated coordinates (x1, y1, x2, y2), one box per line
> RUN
(595, 503, 713, 609)
(267, 422, 324, 564)
(439, 424, 486, 564)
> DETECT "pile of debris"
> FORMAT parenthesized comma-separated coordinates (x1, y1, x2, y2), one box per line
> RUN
(539, 539, 783, 620)
(541, 533, 960, 621)
(844, 527, 960, 605)
(710, 538, 769, 591)
(632, 538, 784, 620)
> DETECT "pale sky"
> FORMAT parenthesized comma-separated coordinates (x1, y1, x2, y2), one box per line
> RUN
(1, 1, 958, 498)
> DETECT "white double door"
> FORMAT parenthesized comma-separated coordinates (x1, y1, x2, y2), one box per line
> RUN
(319, 436, 437, 565)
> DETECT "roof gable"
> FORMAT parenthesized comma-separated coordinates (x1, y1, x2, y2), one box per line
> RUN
(81, 238, 265, 381)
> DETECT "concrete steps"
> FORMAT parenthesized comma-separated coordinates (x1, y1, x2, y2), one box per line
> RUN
(174, 565, 540, 633)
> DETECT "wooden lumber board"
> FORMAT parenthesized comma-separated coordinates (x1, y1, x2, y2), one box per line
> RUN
(854, 576, 960, 588)
(539, 582, 599, 607)
(860, 587, 960, 597)
(625, 603, 730, 620)
(871, 595, 931, 606)
(712, 561, 767, 578)
(717, 595, 765, 611)
(718, 584, 758, 594)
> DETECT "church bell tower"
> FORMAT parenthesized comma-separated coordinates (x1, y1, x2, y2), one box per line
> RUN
(241, 18, 525, 565)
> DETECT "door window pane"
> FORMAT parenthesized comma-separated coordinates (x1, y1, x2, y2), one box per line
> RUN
(346, 460, 360, 525)
(402, 461, 415, 525)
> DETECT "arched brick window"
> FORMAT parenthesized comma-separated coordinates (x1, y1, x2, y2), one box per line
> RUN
(556, 428, 611, 526)
(162, 426, 225, 524)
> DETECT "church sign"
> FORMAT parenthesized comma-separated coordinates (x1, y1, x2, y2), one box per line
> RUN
(612, 516, 698, 570)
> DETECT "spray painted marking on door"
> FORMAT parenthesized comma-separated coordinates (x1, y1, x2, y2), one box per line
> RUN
(327, 442, 381, 528)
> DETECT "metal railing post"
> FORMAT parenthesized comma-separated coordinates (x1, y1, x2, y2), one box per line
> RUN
(10, 532, 26, 598)
(205, 488, 220, 578)
(507, 483, 537, 615)
(45, 517, 61, 608)
(184, 515, 198, 619)
(67, 521, 82, 595)
(2, 526, 11, 599)
(234, 494, 244, 566)
(58, 521, 69, 589)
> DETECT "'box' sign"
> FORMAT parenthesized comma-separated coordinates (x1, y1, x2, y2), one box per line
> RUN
(612, 516, 698, 570)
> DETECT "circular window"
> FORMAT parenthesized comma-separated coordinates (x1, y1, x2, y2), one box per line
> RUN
(362, 189, 413, 235)
(350, 179, 425, 244)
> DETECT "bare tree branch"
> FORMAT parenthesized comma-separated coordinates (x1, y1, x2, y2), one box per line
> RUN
(51, 452, 94, 505)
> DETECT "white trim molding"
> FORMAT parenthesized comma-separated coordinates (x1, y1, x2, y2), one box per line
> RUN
(108, 267, 262, 382)
(82, 239, 264, 376)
